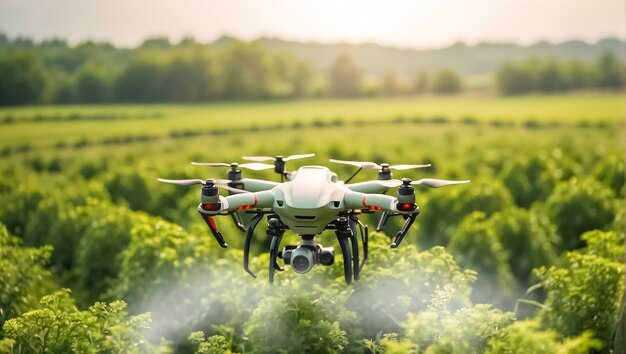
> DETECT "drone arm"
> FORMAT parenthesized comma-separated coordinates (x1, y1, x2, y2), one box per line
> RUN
(240, 179, 280, 192)
(343, 191, 410, 213)
(345, 180, 390, 194)
(223, 191, 274, 213)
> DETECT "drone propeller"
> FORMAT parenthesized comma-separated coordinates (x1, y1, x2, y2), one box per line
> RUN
(156, 178, 249, 193)
(329, 159, 431, 171)
(191, 162, 274, 171)
(242, 153, 315, 162)
(372, 178, 470, 188)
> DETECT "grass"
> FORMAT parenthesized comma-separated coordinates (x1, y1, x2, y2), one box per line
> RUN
(0, 93, 623, 148)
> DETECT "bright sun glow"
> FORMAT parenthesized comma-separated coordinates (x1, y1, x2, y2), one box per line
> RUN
(0, 0, 623, 47)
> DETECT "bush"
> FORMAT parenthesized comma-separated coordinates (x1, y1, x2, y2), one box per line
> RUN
(486, 320, 601, 354)
(0, 224, 56, 328)
(490, 207, 557, 284)
(348, 233, 476, 337)
(535, 237, 624, 349)
(0, 289, 165, 353)
(244, 290, 353, 354)
(593, 154, 625, 197)
(401, 299, 514, 353)
(104, 169, 151, 211)
(188, 331, 230, 354)
(498, 154, 560, 207)
(418, 180, 514, 248)
(74, 204, 142, 303)
(544, 178, 618, 251)
(449, 212, 514, 306)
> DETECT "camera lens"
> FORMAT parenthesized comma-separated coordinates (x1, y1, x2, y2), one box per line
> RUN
(292, 255, 310, 273)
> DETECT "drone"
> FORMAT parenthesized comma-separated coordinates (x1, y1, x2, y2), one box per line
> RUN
(158, 153, 469, 284)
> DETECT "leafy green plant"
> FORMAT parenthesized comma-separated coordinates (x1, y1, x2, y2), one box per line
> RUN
(418, 180, 514, 248)
(498, 153, 560, 207)
(244, 290, 352, 354)
(0, 223, 56, 328)
(489, 207, 557, 284)
(535, 233, 624, 348)
(188, 331, 231, 354)
(1, 289, 164, 353)
(449, 212, 514, 306)
(349, 233, 476, 338)
(485, 320, 601, 354)
(401, 293, 515, 354)
(544, 178, 618, 251)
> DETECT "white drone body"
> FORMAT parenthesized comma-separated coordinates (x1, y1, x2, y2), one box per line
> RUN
(158, 154, 469, 284)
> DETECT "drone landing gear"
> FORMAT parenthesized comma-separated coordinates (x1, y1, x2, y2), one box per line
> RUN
(268, 217, 286, 283)
(391, 212, 418, 248)
(336, 216, 365, 284)
(243, 213, 264, 278)
(375, 210, 420, 248)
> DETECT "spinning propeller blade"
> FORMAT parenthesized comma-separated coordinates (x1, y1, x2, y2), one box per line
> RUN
(283, 153, 316, 161)
(329, 159, 431, 170)
(191, 162, 274, 170)
(190, 162, 230, 167)
(390, 164, 432, 170)
(412, 178, 470, 188)
(242, 153, 315, 162)
(370, 178, 470, 188)
(156, 178, 250, 193)
(157, 178, 206, 185)
(329, 159, 380, 170)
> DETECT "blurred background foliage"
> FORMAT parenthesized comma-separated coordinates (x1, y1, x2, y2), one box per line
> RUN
(0, 29, 624, 354)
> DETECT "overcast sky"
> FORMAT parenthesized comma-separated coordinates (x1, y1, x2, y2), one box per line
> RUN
(0, 0, 624, 48)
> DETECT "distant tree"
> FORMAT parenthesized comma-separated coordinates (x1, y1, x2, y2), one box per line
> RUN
(565, 61, 597, 90)
(141, 37, 171, 49)
(163, 53, 220, 102)
(0, 33, 8, 50)
(597, 52, 624, 89)
(537, 60, 566, 92)
(114, 59, 166, 102)
(291, 61, 313, 98)
(432, 69, 461, 94)
(0, 50, 48, 105)
(271, 53, 313, 98)
(495, 63, 533, 95)
(329, 53, 363, 98)
(222, 42, 272, 100)
(414, 71, 429, 94)
(381, 70, 400, 96)
(75, 64, 112, 103)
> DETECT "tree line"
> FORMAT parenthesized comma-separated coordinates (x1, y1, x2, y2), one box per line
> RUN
(0, 34, 466, 106)
(0, 32, 622, 106)
(495, 53, 624, 95)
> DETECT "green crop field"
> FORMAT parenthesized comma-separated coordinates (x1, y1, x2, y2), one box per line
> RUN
(1, 92, 625, 353)
(0, 92, 622, 148)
